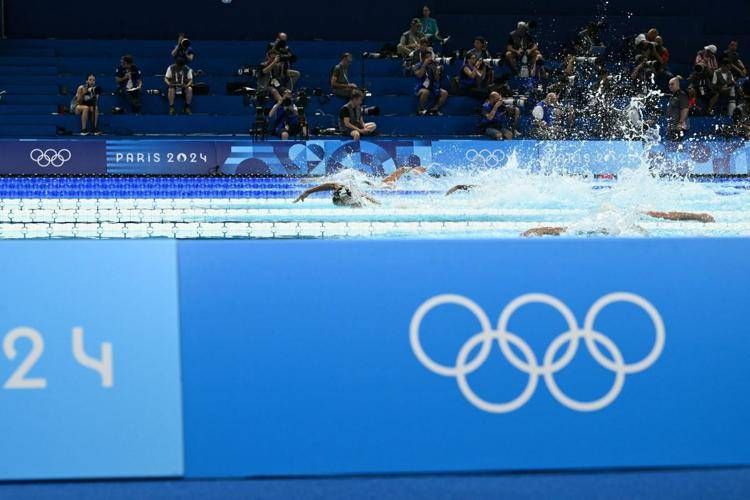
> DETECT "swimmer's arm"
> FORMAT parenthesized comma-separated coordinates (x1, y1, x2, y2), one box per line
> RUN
(445, 184, 477, 196)
(363, 193, 381, 205)
(293, 183, 340, 203)
(644, 211, 715, 223)
(382, 166, 427, 185)
(522, 226, 567, 237)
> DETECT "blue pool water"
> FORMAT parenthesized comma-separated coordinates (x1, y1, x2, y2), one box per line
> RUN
(0, 169, 747, 239)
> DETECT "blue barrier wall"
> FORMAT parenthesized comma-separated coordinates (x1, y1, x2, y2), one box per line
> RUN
(0, 241, 183, 480)
(2, 138, 749, 176)
(0, 238, 748, 481)
(177, 238, 750, 477)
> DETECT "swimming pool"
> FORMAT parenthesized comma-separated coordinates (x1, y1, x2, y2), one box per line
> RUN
(0, 168, 747, 239)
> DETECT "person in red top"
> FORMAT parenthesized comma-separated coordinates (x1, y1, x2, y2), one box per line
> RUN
(655, 36, 669, 65)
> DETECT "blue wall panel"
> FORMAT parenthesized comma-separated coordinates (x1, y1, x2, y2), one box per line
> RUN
(177, 238, 750, 477)
(0, 241, 184, 480)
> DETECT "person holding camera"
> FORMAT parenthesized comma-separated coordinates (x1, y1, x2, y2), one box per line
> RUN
(688, 63, 714, 115)
(331, 52, 359, 98)
(73, 73, 101, 135)
(480, 92, 516, 140)
(171, 33, 195, 63)
(258, 49, 291, 104)
(732, 82, 750, 139)
(413, 40, 448, 115)
(531, 92, 564, 139)
(457, 52, 486, 96)
(724, 41, 747, 80)
(505, 21, 542, 77)
(270, 33, 300, 91)
(115, 55, 142, 114)
(666, 76, 689, 141)
(695, 45, 718, 72)
(338, 89, 377, 141)
(397, 19, 425, 58)
(709, 58, 738, 116)
(466, 36, 494, 89)
(268, 89, 304, 140)
(164, 57, 193, 115)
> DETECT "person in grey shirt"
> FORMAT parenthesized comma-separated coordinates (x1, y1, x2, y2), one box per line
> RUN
(330, 52, 359, 98)
(666, 76, 689, 140)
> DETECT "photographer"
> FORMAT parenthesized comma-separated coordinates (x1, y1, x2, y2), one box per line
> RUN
(164, 57, 193, 115)
(709, 57, 737, 116)
(397, 19, 425, 58)
(466, 36, 494, 89)
(480, 92, 516, 140)
(666, 76, 689, 141)
(73, 73, 101, 135)
(456, 53, 485, 96)
(338, 89, 377, 141)
(171, 33, 195, 63)
(695, 45, 718, 72)
(270, 33, 300, 91)
(505, 21, 542, 77)
(531, 92, 564, 139)
(573, 20, 606, 56)
(115, 54, 142, 114)
(688, 63, 714, 115)
(413, 39, 448, 115)
(331, 52, 359, 98)
(732, 82, 750, 138)
(268, 89, 304, 140)
(258, 49, 290, 104)
(724, 41, 747, 80)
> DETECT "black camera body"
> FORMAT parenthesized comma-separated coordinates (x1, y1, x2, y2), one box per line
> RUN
(180, 38, 191, 49)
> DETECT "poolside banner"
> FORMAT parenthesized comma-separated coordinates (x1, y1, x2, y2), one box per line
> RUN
(0, 139, 106, 174)
(0, 241, 184, 480)
(1, 139, 749, 175)
(178, 238, 750, 477)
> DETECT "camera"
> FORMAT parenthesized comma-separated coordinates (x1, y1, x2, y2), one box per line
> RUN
(180, 38, 191, 50)
(575, 56, 602, 65)
(433, 56, 454, 65)
(502, 96, 527, 108)
(362, 105, 380, 116)
(146, 89, 163, 96)
(482, 58, 504, 68)
(282, 97, 293, 108)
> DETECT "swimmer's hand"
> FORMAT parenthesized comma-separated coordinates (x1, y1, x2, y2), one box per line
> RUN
(522, 226, 567, 237)
(645, 211, 715, 223)
(293, 194, 306, 203)
(445, 184, 477, 196)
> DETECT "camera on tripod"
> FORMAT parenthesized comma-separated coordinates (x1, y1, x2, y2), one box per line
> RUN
(482, 58, 504, 68)
(502, 96, 527, 108)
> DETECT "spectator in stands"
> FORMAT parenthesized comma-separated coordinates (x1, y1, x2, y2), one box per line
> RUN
(709, 57, 737, 116)
(413, 39, 448, 115)
(531, 92, 563, 139)
(724, 41, 747, 80)
(171, 33, 195, 63)
(466, 36, 493, 89)
(397, 19, 425, 58)
(695, 45, 718, 72)
(164, 57, 193, 115)
(732, 82, 750, 138)
(480, 92, 515, 140)
(73, 73, 101, 135)
(646, 28, 659, 43)
(258, 49, 289, 104)
(420, 6, 445, 44)
(456, 53, 485, 96)
(270, 32, 301, 91)
(688, 63, 714, 114)
(331, 52, 358, 98)
(115, 55, 142, 114)
(666, 76, 689, 140)
(268, 89, 303, 140)
(339, 90, 377, 140)
(506, 21, 542, 77)
(654, 36, 670, 67)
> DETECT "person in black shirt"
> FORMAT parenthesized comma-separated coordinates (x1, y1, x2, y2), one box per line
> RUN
(466, 36, 493, 89)
(115, 55, 142, 114)
(164, 58, 194, 115)
(666, 76, 689, 140)
(338, 90, 377, 140)
(331, 52, 358, 98)
(505, 21, 542, 76)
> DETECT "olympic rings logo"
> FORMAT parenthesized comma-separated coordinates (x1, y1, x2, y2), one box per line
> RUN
(410, 292, 665, 413)
(465, 148, 507, 167)
(29, 149, 72, 168)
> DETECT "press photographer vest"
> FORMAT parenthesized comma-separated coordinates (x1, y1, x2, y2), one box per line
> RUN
(168, 64, 190, 86)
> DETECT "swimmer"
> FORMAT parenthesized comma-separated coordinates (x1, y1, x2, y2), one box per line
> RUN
(293, 166, 426, 206)
(445, 184, 477, 196)
(522, 211, 715, 237)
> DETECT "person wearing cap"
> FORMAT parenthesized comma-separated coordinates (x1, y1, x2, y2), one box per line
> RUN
(695, 45, 718, 71)
(397, 19, 426, 58)
(666, 76, 689, 140)
(506, 21, 541, 76)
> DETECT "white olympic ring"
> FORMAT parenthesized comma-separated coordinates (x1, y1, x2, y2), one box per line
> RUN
(29, 148, 72, 168)
(409, 292, 665, 413)
(464, 148, 507, 167)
